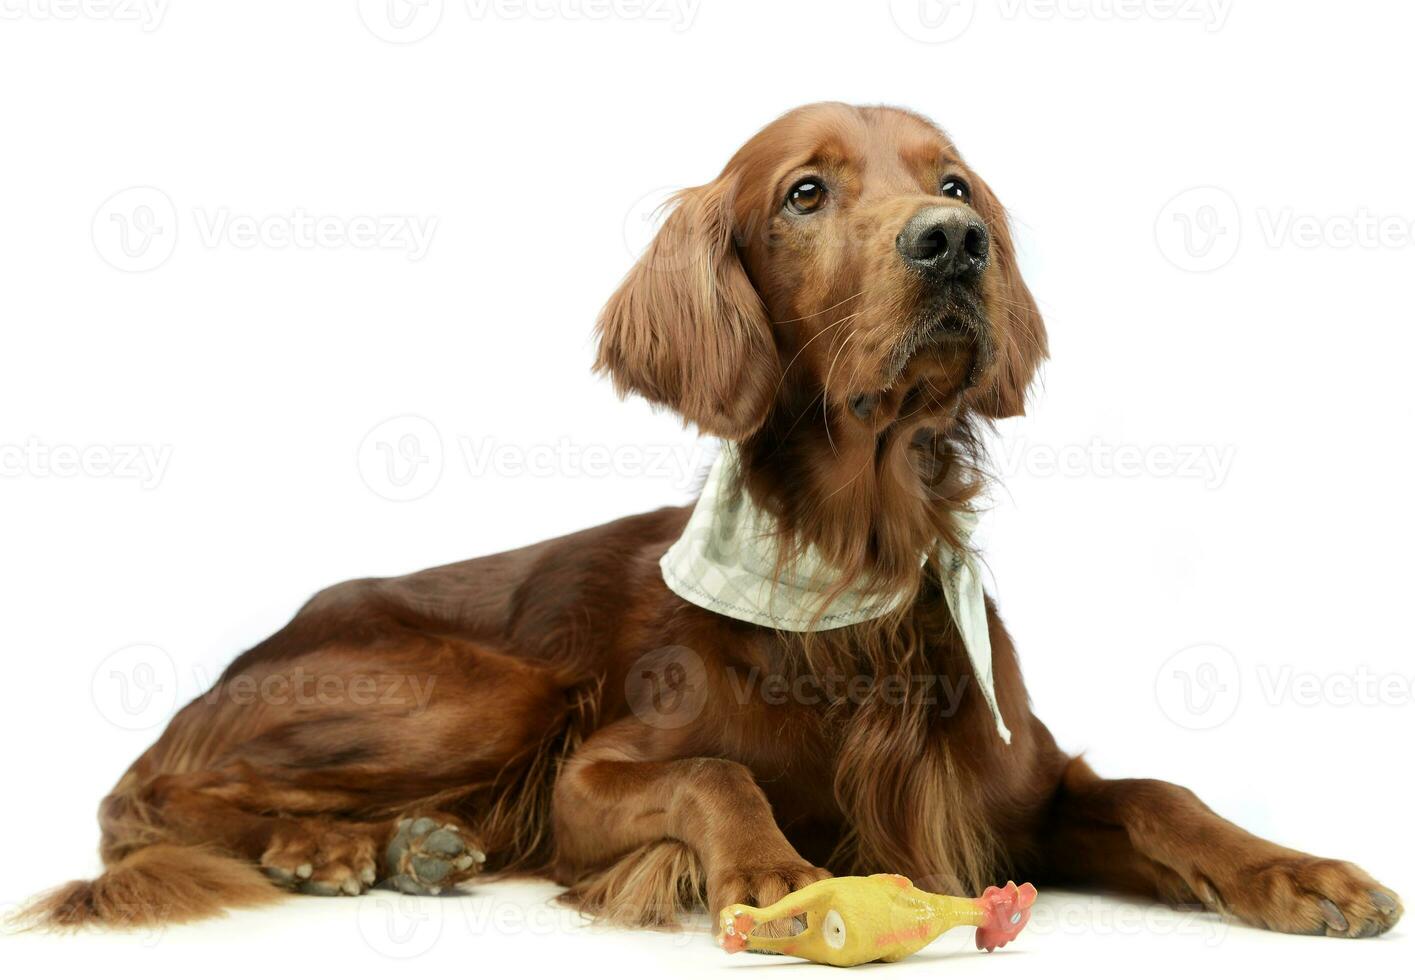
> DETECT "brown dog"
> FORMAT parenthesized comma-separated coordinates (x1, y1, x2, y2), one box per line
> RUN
(26, 103, 1401, 940)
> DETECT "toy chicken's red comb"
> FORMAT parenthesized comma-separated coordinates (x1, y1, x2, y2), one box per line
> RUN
(974, 880, 1038, 952)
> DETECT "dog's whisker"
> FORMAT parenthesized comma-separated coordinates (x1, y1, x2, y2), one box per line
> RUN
(769, 308, 869, 407)
(772, 289, 866, 325)
(822, 327, 863, 457)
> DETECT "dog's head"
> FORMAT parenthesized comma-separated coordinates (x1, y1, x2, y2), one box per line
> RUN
(595, 102, 1047, 442)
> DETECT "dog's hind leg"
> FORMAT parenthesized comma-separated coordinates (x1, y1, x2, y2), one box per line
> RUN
(22, 631, 567, 928)
(103, 765, 489, 897)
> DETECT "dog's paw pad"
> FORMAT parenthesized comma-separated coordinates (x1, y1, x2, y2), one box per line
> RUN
(383, 817, 486, 895)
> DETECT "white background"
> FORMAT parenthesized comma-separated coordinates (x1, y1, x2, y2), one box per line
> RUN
(2, 1, 1411, 976)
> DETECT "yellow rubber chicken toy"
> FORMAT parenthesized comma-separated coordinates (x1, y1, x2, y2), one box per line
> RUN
(717, 874, 1037, 967)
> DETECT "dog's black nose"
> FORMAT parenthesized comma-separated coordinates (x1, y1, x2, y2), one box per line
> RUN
(896, 206, 989, 278)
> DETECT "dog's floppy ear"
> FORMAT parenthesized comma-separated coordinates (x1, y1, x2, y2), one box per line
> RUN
(595, 176, 779, 439)
(969, 177, 1048, 419)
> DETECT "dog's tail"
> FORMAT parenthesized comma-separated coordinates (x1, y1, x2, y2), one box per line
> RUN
(14, 844, 281, 930)
(12, 775, 283, 931)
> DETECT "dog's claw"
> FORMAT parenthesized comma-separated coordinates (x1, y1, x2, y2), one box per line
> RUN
(1317, 898, 1348, 933)
(849, 393, 880, 420)
(301, 880, 342, 897)
(1370, 891, 1399, 915)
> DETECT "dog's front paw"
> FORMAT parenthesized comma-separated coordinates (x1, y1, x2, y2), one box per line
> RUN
(1198, 854, 1401, 938)
(708, 863, 830, 940)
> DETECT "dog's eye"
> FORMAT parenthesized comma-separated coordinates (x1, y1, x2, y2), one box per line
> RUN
(940, 177, 971, 203)
(786, 178, 827, 214)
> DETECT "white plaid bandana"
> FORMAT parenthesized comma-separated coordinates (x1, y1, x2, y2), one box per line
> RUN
(660, 444, 1012, 744)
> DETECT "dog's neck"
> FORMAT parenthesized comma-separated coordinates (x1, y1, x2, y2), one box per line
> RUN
(736, 388, 983, 601)
(661, 438, 1011, 743)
